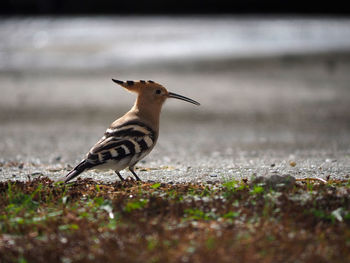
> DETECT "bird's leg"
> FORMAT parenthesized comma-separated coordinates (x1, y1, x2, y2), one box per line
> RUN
(129, 166, 141, 181)
(115, 171, 125, 181)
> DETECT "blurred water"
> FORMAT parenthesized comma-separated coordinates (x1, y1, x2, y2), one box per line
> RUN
(1, 16, 350, 72)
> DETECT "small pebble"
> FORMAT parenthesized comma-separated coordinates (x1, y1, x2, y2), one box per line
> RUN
(270, 163, 275, 167)
(290, 161, 296, 167)
(210, 174, 218, 177)
(31, 172, 43, 176)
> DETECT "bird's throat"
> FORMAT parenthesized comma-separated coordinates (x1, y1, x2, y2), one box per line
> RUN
(131, 98, 162, 131)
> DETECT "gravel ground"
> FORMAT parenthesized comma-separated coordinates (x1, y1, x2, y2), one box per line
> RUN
(1, 17, 350, 183)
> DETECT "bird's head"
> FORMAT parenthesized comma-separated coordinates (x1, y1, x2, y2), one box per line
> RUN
(112, 79, 200, 107)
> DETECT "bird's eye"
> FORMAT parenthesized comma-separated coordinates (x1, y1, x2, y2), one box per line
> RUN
(155, 89, 161, 94)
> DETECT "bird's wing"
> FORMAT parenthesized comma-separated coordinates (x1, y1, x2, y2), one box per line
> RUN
(85, 120, 157, 166)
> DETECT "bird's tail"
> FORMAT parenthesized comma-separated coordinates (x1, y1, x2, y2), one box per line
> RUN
(64, 160, 89, 183)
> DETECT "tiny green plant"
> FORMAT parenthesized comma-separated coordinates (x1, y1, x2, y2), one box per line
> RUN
(151, 183, 161, 189)
(250, 185, 264, 195)
(124, 199, 148, 213)
(306, 179, 313, 192)
(222, 211, 240, 219)
(183, 208, 217, 221)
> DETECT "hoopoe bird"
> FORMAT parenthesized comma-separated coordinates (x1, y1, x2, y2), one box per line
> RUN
(64, 79, 200, 183)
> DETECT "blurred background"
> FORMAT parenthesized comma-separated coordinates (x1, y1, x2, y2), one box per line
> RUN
(0, 1, 349, 182)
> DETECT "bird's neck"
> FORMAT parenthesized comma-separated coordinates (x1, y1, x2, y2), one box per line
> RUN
(130, 97, 162, 131)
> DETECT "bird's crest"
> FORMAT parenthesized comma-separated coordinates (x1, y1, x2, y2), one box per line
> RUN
(112, 79, 162, 93)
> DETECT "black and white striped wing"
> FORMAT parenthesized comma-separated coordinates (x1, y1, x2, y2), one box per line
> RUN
(85, 121, 156, 167)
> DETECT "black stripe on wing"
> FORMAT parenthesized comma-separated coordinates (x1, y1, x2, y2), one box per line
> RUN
(117, 145, 126, 156)
(108, 128, 146, 138)
(102, 151, 112, 160)
(138, 139, 149, 152)
(105, 120, 156, 141)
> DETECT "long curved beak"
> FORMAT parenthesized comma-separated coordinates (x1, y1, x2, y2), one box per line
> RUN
(168, 92, 200, 106)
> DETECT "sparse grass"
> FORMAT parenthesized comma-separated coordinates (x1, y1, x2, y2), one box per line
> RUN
(0, 177, 350, 263)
